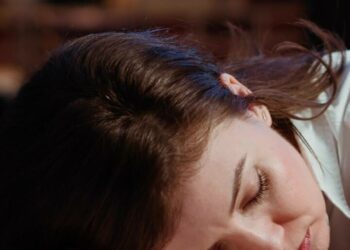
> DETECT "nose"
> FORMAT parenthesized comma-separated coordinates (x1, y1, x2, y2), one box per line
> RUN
(224, 218, 285, 250)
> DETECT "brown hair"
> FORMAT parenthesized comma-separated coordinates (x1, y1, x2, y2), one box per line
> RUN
(0, 21, 345, 250)
(221, 20, 345, 150)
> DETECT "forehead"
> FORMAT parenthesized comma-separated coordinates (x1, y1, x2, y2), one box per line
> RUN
(166, 118, 253, 249)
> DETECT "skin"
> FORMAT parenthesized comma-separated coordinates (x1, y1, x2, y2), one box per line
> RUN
(164, 74, 330, 250)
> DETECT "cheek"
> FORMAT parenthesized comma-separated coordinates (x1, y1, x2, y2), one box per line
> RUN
(271, 141, 324, 212)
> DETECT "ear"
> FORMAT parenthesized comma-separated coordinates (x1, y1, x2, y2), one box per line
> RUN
(219, 73, 272, 127)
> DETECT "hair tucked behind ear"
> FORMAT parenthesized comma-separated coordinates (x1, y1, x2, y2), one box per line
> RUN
(218, 19, 346, 150)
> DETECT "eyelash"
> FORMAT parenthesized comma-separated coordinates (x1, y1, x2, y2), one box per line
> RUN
(245, 169, 270, 209)
(211, 171, 270, 250)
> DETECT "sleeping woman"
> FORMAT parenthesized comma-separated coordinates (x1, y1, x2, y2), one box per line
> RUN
(0, 21, 349, 250)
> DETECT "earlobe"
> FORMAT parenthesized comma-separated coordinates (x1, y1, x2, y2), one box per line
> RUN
(248, 104, 273, 127)
(219, 73, 272, 127)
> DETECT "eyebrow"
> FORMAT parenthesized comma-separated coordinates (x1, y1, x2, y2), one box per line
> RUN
(229, 154, 247, 214)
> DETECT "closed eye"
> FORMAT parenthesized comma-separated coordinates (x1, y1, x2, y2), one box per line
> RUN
(210, 170, 270, 250)
(244, 169, 270, 209)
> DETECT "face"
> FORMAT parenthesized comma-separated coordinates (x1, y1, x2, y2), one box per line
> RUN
(165, 115, 329, 250)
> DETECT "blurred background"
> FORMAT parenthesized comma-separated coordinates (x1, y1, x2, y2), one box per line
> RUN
(0, 0, 348, 113)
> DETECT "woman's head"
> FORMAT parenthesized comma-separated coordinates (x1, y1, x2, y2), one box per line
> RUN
(165, 73, 329, 250)
(0, 27, 340, 249)
(0, 31, 252, 250)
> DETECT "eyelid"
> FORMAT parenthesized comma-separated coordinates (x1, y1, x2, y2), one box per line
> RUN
(211, 171, 269, 250)
(244, 169, 270, 209)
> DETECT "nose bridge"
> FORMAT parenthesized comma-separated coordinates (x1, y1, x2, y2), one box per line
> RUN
(226, 214, 285, 250)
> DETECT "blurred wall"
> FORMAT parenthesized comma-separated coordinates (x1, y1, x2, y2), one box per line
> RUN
(0, 0, 346, 105)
